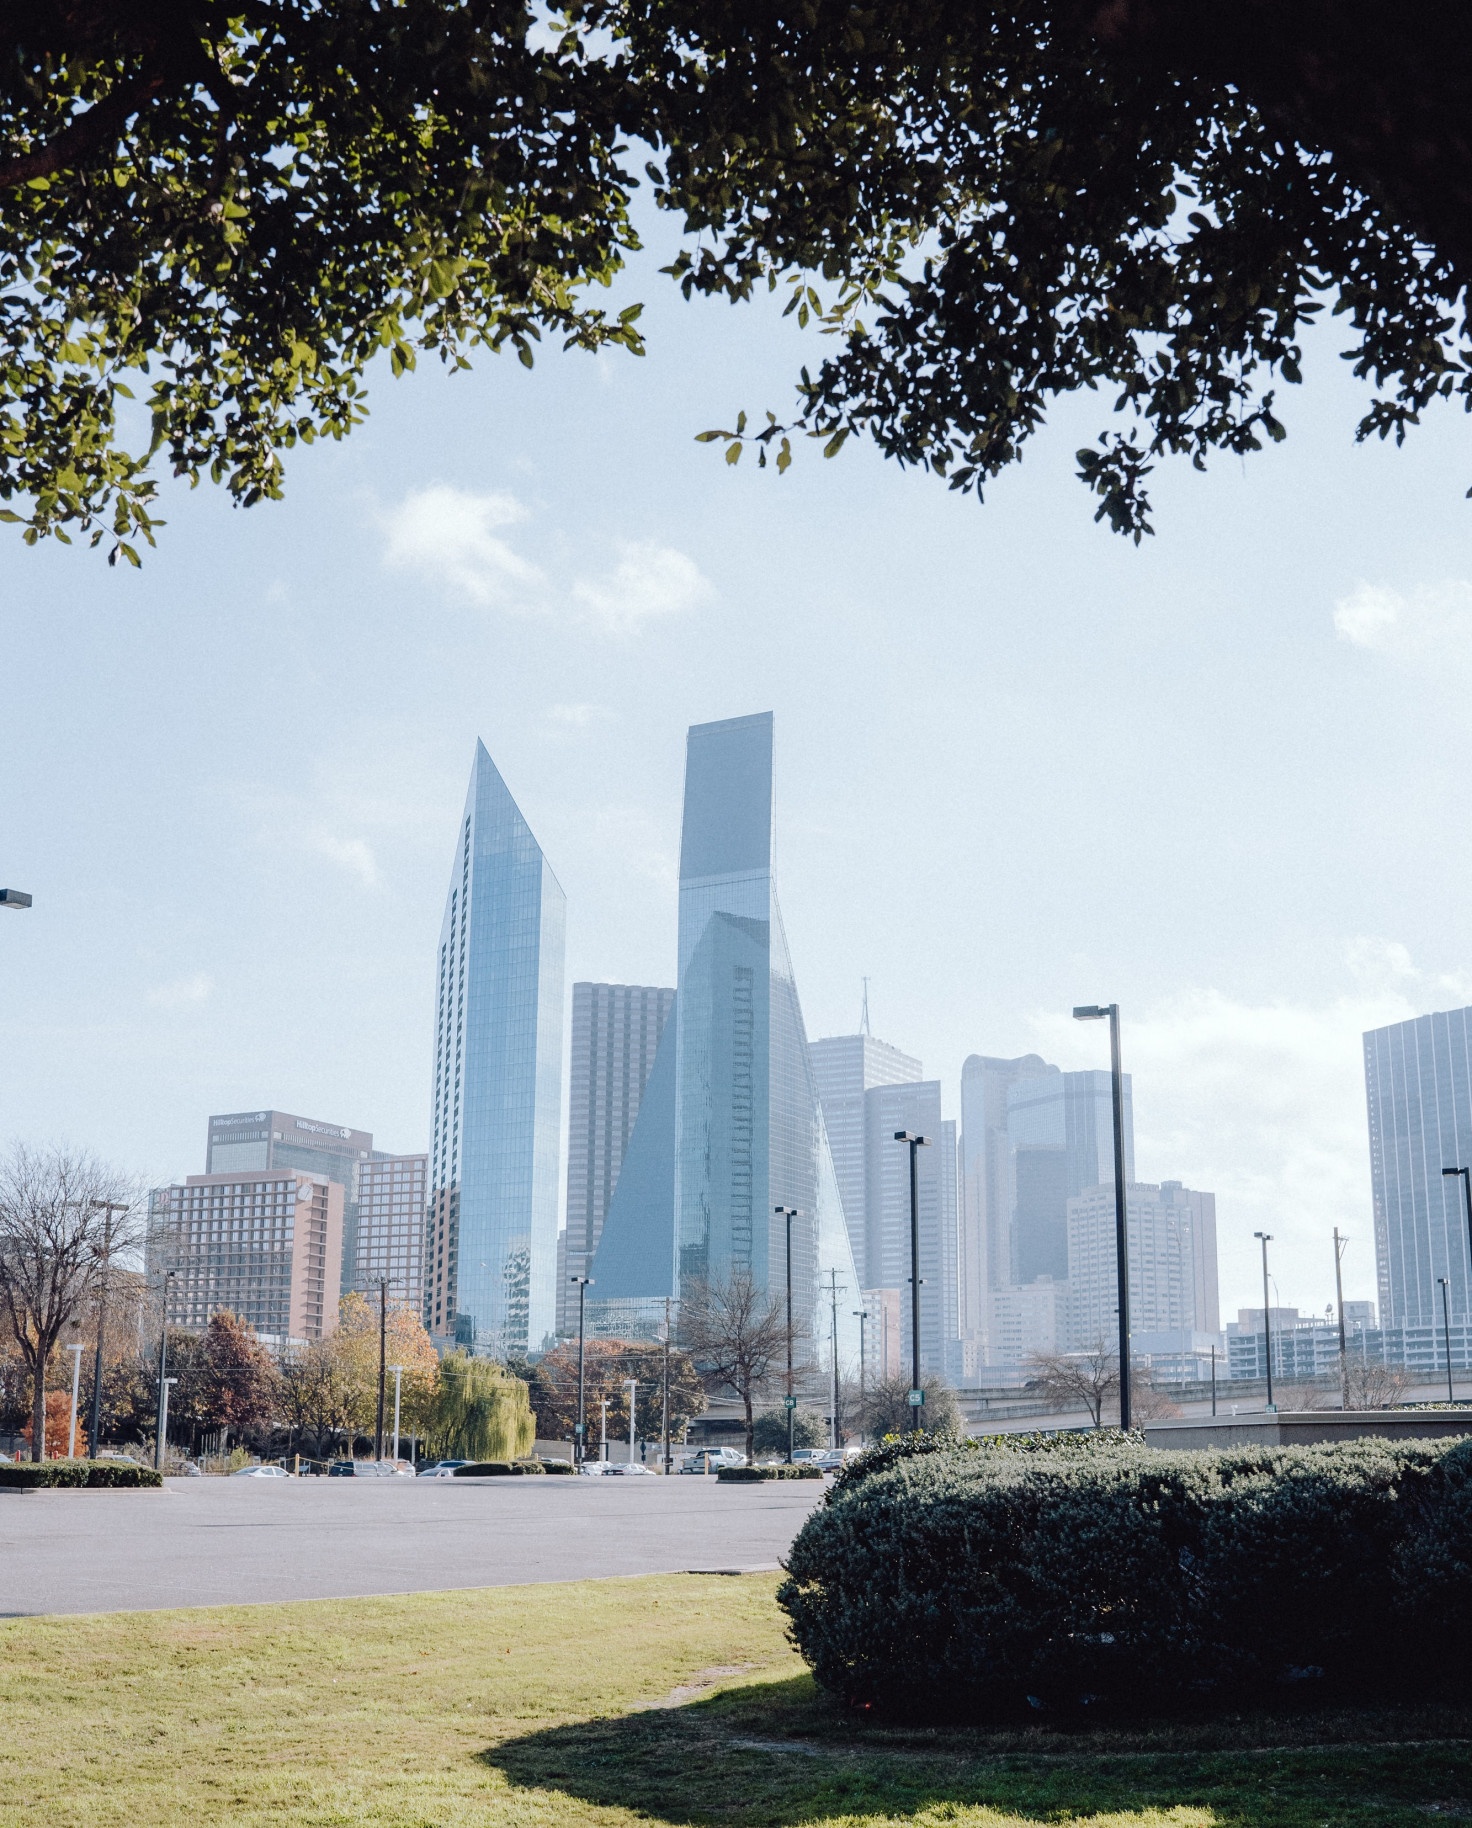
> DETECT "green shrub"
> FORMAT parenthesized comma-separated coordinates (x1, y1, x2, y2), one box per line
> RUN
(539, 1459, 575, 1474)
(752, 1407, 826, 1453)
(717, 1464, 824, 1481)
(0, 1459, 163, 1490)
(453, 1459, 544, 1476)
(779, 1433, 1462, 1719)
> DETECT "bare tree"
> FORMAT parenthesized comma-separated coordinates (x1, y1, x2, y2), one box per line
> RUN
(1025, 1343, 1120, 1428)
(0, 1144, 140, 1461)
(680, 1272, 788, 1464)
(860, 1372, 963, 1440)
(1343, 1354, 1411, 1410)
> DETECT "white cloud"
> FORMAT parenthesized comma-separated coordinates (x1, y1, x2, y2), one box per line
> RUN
(1333, 578, 1472, 658)
(383, 485, 543, 608)
(547, 703, 610, 727)
(311, 833, 379, 887)
(1026, 940, 1472, 1314)
(572, 540, 712, 634)
(148, 972, 213, 1009)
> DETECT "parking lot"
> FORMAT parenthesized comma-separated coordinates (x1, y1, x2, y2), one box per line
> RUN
(0, 1472, 825, 1616)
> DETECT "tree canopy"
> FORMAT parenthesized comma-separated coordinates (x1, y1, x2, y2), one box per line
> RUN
(3, 3, 1469, 557)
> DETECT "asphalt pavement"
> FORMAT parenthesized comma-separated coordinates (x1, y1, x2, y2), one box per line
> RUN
(0, 1474, 826, 1616)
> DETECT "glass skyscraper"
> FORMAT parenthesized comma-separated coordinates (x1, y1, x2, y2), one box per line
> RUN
(673, 713, 861, 1362)
(427, 742, 565, 1357)
(1365, 1006, 1472, 1328)
(1007, 1067, 1134, 1285)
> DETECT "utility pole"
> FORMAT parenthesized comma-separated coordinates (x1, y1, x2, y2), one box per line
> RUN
(895, 1132, 930, 1434)
(1210, 1343, 1217, 1417)
(775, 1207, 799, 1462)
(662, 1295, 672, 1474)
(1333, 1227, 1350, 1409)
(374, 1277, 389, 1462)
(1438, 1278, 1456, 1403)
(87, 1199, 131, 1459)
(624, 1378, 637, 1463)
(389, 1365, 404, 1461)
(154, 1269, 177, 1470)
(569, 1274, 593, 1464)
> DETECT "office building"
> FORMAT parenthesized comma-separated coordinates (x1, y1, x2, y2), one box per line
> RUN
(559, 982, 675, 1335)
(959, 1052, 1056, 1345)
(1364, 1005, 1472, 1330)
(863, 1080, 960, 1378)
(671, 713, 861, 1366)
(987, 1280, 1064, 1366)
(1008, 1067, 1134, 1289)
(427, 741, 566, 1357)
(149, 1170, 342, 1341)
(809, 1032, 923, 1276)
(860, 1286, 902, 1380)
(1066, 1179, 1219, 1350)
(353, 1153, 428, 1313)
(205, 1109, 373, 1296)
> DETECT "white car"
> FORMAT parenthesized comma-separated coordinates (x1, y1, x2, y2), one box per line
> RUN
(604, 1462, 656, 1476)
(231, 1464, 290, 1478)
(417, 1459, 472, 1478)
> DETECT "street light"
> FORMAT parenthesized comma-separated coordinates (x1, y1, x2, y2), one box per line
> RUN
(1073, 1003, 1132, 1430)
(0, 888, 32, 909)
(774, 1207, 799, 1463)
(1255, 1232, 1276, 1412)
(65, 1341, 85, 1460)
(1442, 1168, 1472, 1288)
(374, 1276, 392, 1462)
(852, 1308, 868, 1445)
(87, 1201, 131, 1458)
(154, 1268, 177, 1470)
(1438, 1278, 1456, 1403)
(1333, 1227, 1350, 1410)
(893, 1132, 930, 1434)
(569, 1274, 593, 1465)
(599, 1397, 609, 1462)
(623, 1377, 638, 1464)
(389, 1364, 405, 1462)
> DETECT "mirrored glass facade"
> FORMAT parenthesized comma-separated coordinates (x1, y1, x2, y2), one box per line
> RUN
(674, 714, 862, 1368)
(1365, 1006, 1472, 1327)
(427, 742, 565, 1357)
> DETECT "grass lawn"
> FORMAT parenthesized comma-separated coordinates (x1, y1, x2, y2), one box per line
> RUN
(2, 1572, 1469, 1828)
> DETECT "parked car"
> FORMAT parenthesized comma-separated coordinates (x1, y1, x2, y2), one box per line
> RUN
(678, 1448, 746, 1474)
(604, 1462, 656, 1476)
(231, 1463, 289, 1478)
(328, 1459, 389, 1477)
(379, 1460, 417, 1477)
(577, 1459, 612, 1475)
(416, 1459, 471, 1478)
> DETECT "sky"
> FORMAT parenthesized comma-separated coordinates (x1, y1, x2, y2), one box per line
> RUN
(4, 205, 1472, 1326)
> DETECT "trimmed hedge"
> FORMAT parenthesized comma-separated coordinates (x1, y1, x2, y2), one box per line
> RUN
(718, 1464, 824, 1481)
(0, 1458, 163, 1489)
(453, 1459, 545, 1476)
(779, 1431, 1472, 1718)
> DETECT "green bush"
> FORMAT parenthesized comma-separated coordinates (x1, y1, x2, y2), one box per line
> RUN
(539, 1459, 575, 1474)
(718, 1464, 824, 1482)
(0, 1458, 163, 1489)
(453, 1460, 544, 1476)
(779, 1433, 1467, 1718)
(752, 1407, 826, 1453)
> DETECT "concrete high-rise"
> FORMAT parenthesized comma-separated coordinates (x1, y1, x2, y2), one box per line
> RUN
(959, 1054, 1054, 1350)
(808, 1032, 923, 1278)
(559, 982, 675, 1335)
(354, 1153, 428, 1314)
(1364, 1006, 1472, 1328)
(205, 1109, 372, 1295)
(427, 741, 566, 1356)
(1066, 1179, 1219, 1350)
(149, 1170, 343, 1341)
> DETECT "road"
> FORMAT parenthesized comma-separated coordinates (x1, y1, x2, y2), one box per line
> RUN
(0, 1474, 825, 1616)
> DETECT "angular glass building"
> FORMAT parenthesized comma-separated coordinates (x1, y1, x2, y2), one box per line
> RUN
(427, 742, 565, 1357)
(1364, 1006, 1472, 1328)
(671, 713, 861, 1363)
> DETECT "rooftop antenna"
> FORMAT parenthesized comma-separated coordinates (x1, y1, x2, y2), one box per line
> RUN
(861, 977, 871, 1037)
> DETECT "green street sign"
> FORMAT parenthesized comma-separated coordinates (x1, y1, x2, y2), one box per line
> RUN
(907, 1389, 925, 1406)
(783, 1396, 797, 1409)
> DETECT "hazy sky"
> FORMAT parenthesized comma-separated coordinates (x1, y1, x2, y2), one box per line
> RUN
(5, 208, 1471, 1323)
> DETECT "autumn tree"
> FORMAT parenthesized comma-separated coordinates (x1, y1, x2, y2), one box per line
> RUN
(524, 1337, 706, 1447)
(680, 1273, 789, 1466)
(329, 1290, 441, 1448)
(3, 6, 1472, 554)
(0, 1144, 139, 1461)
(278, 1335, 358, 1460)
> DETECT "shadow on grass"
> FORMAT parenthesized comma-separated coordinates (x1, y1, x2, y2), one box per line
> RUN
(485, 1672, 1472, 1827)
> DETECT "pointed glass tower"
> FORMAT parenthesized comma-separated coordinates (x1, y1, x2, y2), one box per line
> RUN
(426, 742, 565, 1357)
(672, 713, 861, 1363)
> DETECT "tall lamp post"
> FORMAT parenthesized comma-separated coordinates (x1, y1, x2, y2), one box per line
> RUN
(87, 1200, 131, 1458)
(852, 1308, 868, 1445)
(1333, 1227, 1350, 1410)
(775, 1206, 799, 1463)
(1438, 1277, 1456, 1403)
(65, 1340, 85, 1460)
(154, 1268, 177, 1470)
(662, 1294, 673, 1475)
(1442, 1168, 1472, 1316)
(893, 1132, 930, 1433)
(374, 1276, 391, 1462)
(569, 1274, 593, 1465)
(1255, 1232, 1276, 1412)
(389, 1364, 405, 1462)
(1073, 1004, 1132, 1430)
(623, 1377, 638, 1463)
